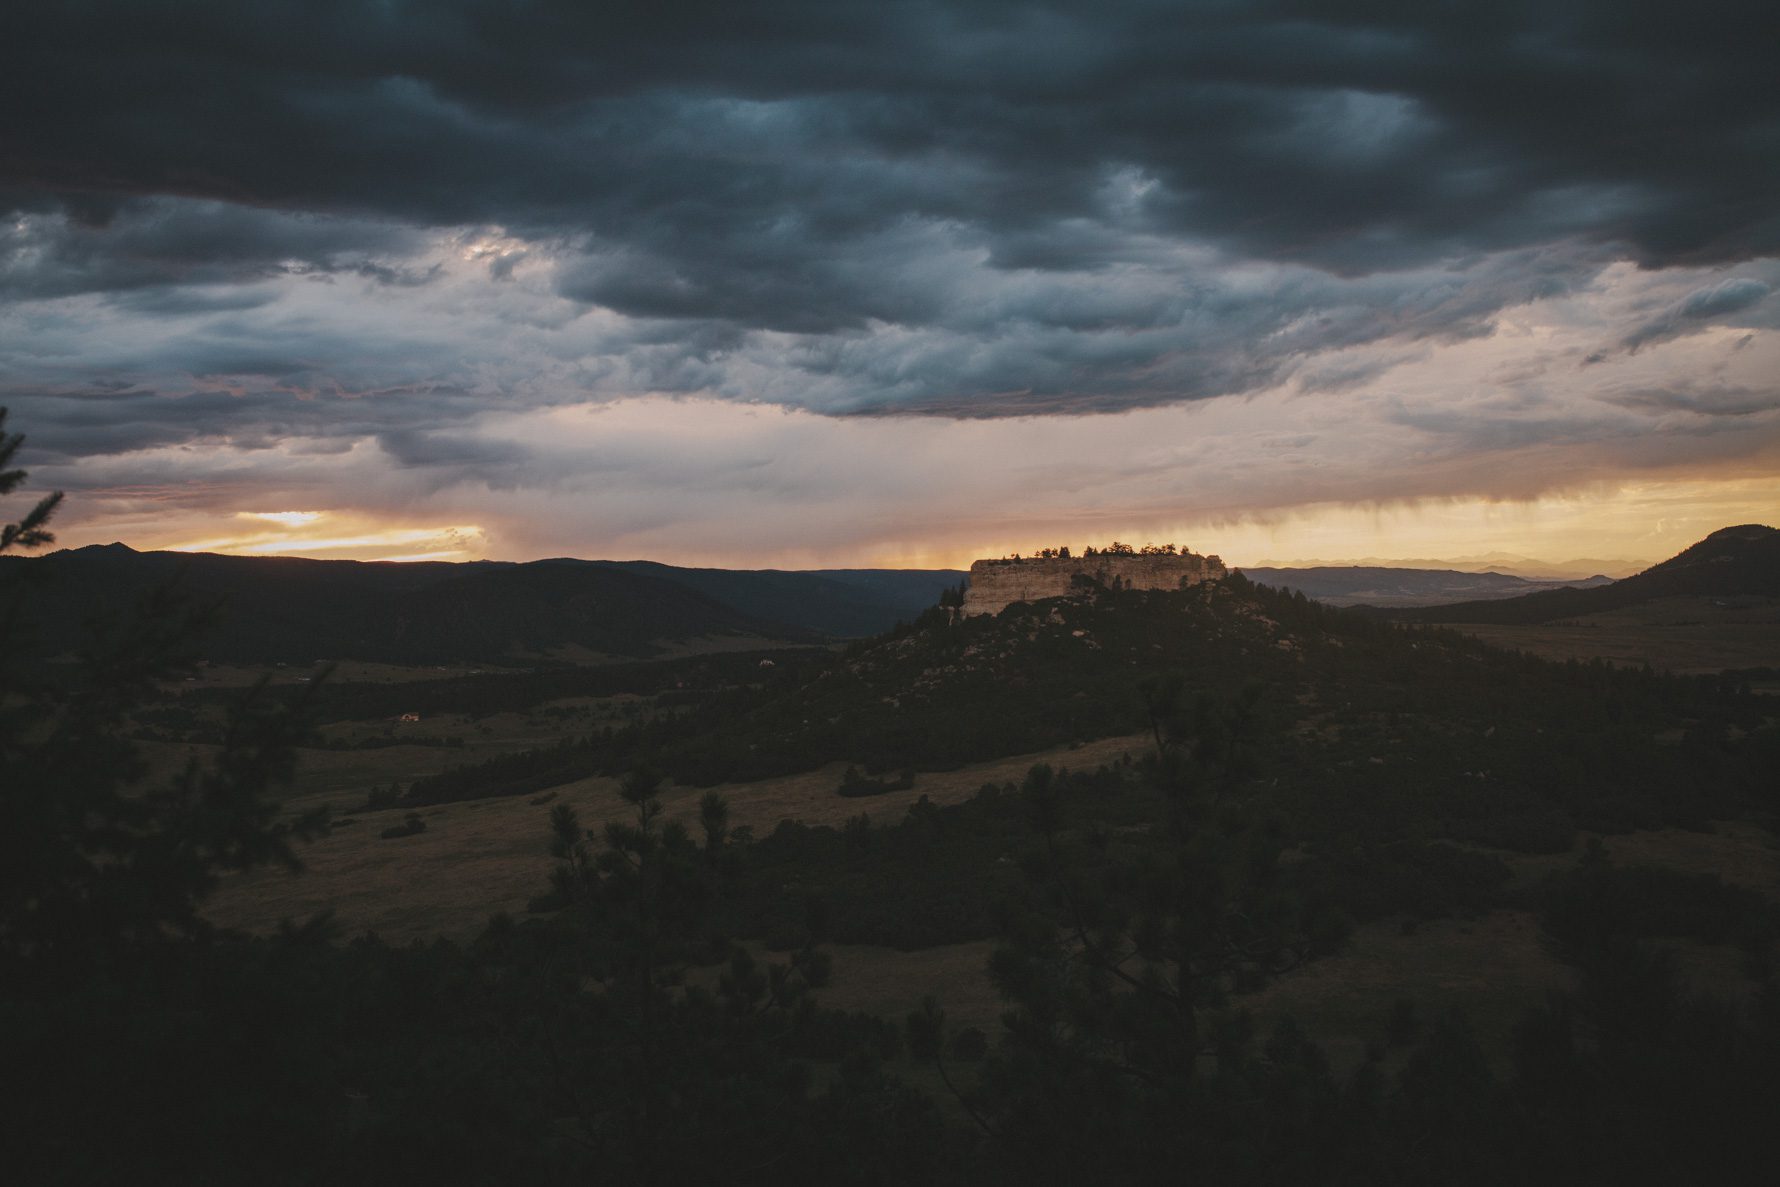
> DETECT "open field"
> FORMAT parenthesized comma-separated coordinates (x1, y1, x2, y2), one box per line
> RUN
(1448, 596, 1780, 674)
(140, 691, 658, 806)
(812, 821, 1778, 1081)
(157, 635, 820, 689)
(552, 729, 1151, 835)
(206, 731, 1150, 941)
(1245, 908, 1567, 1074)
(139, 727, 548, 802)
(802, 823, 1779, 1085)
(171, 659, 498, 689)
(206, 681, 1779, 1088)
(308, 695, 641, 753)
(1596, 820, 1780, 896)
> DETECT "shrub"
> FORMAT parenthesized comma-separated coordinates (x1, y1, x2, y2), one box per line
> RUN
(380, 813, 428, 840)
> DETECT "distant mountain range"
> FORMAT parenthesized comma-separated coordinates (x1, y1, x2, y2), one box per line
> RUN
(1249, 553, 1646, 581)
(8, 527, 1771, 664)
(1395, 525, 1780, 624)
(1238, 566, 1615, 608)
(0, 545, 964, 665)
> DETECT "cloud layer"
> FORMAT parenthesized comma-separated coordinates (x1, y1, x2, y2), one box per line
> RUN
(2, 1, 1777, 561)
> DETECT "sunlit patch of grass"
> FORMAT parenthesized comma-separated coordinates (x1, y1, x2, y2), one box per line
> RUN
(204, 731, 1149, 942)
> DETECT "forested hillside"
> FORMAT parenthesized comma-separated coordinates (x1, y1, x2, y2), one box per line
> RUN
(0, 545, 961, 664)
(397, 573, 1772, 866)
(593, 560, 962, 637)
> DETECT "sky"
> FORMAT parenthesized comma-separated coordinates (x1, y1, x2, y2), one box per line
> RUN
(3, 1, 1777, 572)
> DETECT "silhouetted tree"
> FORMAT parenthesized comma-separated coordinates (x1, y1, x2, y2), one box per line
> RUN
(911, 690, 1343, 1182)
(1, 411, 326, 975)
(2, 410, 348, 1182)
(528, 768, 951, 1182)
(0, 407, 63, 553)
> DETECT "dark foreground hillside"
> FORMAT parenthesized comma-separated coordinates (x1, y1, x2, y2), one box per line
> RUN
(8, 556, 1779, 1183)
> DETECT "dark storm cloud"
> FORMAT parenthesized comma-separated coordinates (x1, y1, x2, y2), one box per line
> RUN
(775, 241, 1613, 416)
(1, 199, 433, 300)
(6, 388, 292, 460)
(105, 287, 283, 317)
(1617, 278, 1773, 354)
(377, 428, 532, 472)
(1606, 382, 1780, 419)
(1387, 369, 1780, 469)
(8, 3, 1776, 270)
(7, 382, 491, 465)
(3, 0, 1777, 430)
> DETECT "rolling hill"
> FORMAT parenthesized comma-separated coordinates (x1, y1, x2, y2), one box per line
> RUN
(0, 545, 800, 664)
(1240, 565, 1612, 608)
(1397, 525, 1780, 625)
(0, 545, 965, 665)
(589, 560, 962, 638)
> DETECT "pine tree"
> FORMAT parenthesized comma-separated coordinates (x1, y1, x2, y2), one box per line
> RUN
(0, 407, 63, 553)
(920, 688, 1346, 1181)
(1, 408, 326, 974)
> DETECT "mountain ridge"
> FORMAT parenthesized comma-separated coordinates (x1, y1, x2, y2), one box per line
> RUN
(1250, 552, 1645, 581)
(0, 544, 963, 663)
(1239, 565, 1613, 608)
(1393, 524, 1780, 625)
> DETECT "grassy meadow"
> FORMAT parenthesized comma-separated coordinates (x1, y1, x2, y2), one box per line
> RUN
(1447, 595, 1780, 674)
(195, 647, 1779, 1091)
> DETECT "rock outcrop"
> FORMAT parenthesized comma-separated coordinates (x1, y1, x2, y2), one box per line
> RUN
(961, 550, 1225, 616)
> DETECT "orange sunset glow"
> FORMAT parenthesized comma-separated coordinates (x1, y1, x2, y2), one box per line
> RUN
(160, 513, 488, 563)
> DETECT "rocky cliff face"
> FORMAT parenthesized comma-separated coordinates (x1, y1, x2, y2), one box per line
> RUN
(961, 551, 1226, 616)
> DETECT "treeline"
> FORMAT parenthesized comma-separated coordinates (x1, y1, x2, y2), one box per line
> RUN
(405, 737, 595, 805)
(178, 646, 825, 724)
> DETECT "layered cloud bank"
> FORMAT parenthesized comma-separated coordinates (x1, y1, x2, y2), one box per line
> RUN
(3, 2, 1776, 564)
